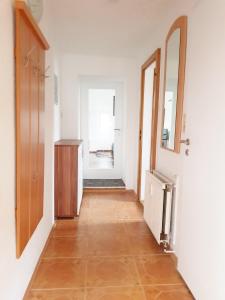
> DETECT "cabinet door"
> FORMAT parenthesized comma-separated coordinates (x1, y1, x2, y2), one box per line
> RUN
(55, 146, 77, 217)
(30, 35, 41, 235)
(77, 145, 83, 215)
(16, 13, 32, 256)
(16, 3, 47, 257)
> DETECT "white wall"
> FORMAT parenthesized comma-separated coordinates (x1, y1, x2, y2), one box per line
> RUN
(138, 0, 225, 299)
(60, 54, 140, 189)
(53, 65, 61, 141)
(0, 1, 56, 299)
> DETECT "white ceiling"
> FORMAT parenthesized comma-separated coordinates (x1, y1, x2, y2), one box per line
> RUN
(46, 0, 197, 57)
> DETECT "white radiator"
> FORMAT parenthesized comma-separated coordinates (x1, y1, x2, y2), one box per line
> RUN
(144, 171, 174, 245)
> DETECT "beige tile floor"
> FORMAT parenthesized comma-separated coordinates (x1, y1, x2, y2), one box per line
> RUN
(25, 191, 195, 300)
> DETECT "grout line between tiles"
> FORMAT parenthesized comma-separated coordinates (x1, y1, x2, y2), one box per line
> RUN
(132, 254, 147, 300)
(30, 282, 185, 292)
(41, 253, 172, 261)
(84, 259, 88, 300)
(31, 287, 85, 291)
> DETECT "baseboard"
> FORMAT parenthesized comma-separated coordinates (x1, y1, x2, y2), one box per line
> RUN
(22, 225, 55, 300)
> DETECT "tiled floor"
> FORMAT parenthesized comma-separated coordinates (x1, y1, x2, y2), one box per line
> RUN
(25, 191, 194, 300)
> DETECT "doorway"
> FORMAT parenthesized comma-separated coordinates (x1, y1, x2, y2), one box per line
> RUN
(80, 78, 124, 184)
(88, 88, 115, 170)
(137, 49, 161, 201)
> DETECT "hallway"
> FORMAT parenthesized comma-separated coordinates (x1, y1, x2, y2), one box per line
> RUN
(25, 191, 193, 300)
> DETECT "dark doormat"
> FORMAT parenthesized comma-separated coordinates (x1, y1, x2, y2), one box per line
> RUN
(83, 179, 125, 188)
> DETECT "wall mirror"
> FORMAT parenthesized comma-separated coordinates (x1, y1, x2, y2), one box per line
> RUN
(161, 16, 187, 153)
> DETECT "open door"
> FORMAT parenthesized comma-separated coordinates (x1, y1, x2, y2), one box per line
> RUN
(137, 49, 161, 201)
(80, 78, 124, 180)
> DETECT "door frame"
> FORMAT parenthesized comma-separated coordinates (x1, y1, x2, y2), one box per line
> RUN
(80, 77, 124, 179)
(137, 49, 161, 201)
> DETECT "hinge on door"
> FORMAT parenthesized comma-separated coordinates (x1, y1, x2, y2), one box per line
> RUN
(139, 130, 142, 141)
(113, 96, 115, 116)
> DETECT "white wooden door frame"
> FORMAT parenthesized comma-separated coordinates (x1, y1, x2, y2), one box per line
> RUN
(80, 77, 124, 179)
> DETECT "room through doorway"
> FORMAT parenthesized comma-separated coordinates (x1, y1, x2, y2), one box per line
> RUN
(80, 78, 125, 188)
(88, 88, 115, 170)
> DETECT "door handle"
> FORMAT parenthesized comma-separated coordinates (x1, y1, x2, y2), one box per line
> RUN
(180, 138, 190, 146)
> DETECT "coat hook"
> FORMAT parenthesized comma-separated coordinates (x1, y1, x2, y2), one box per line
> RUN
(33, 65, 40, 75)
(180, 138, 190, 146)
(43, 65, 50, 78)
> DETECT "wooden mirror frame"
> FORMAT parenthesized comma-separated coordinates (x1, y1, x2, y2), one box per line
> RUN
(161, 16, 187, 153)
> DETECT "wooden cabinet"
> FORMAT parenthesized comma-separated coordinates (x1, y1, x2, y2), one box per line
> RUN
(55, 140, 83, 218)
(15, 1, 49, 257)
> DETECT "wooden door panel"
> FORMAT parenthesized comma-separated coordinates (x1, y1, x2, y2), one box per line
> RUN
(16, 12, 32, 256)
(37, 46, 45, 223)
(30, 35, 41, 235)
(15, 1, 49, 257)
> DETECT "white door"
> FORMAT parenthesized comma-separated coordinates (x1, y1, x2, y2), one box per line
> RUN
(177, 30, 225, 298)
(80, 78, 123, 179)
(140, 62, 156, 201)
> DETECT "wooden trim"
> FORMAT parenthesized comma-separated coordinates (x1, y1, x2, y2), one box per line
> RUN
(15, 6, 23, 258)
(161, 16, 187, 153)
(22, 226, 54, 299)
(15, 1, 50, 50)
(137, 49, 161, 201)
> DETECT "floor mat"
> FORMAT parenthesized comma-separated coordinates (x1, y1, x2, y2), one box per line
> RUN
(84, 179, 125, 188)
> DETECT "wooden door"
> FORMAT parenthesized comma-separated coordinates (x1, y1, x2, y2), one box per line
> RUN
(16, 12, 32, 254)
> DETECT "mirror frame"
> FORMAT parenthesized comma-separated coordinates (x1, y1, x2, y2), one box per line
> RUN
(161, 16, 187, 153)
